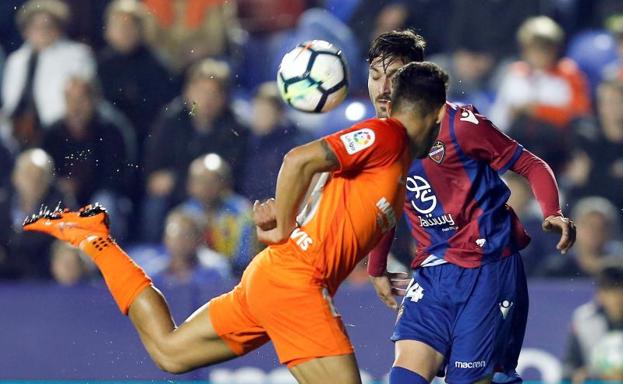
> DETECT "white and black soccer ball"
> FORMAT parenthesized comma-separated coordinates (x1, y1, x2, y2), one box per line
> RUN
(277, 40, 348, 113)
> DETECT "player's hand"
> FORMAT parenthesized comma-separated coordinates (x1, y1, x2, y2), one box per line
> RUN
(253, 199, 277, 231)
(369, 272, 410, 311)
(542, 215, 576, 254)
(255, 225, 292, 246)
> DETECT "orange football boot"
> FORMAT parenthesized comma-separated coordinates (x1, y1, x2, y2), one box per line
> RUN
(23, 203, 110, 247)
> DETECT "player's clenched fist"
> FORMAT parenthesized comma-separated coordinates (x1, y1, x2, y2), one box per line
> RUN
(253, 198, 277, 231)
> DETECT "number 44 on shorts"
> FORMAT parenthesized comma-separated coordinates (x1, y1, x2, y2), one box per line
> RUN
(405, 282, 424, 303)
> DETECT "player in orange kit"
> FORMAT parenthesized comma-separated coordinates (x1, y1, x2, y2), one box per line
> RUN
(23, 62, 448, 384)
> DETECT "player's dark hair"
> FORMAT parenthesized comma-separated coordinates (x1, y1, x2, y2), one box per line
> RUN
(391, 62, 448, 115)
(368, 30, 426, 65)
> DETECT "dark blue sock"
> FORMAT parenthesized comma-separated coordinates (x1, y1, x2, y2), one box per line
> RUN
(389, 366, 429, 384)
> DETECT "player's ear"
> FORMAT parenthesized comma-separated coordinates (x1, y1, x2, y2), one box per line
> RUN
(435, 103, 445, 124)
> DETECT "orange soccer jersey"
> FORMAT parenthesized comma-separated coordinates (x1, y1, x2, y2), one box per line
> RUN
(287, 117, 410, 293)
(209, 117, 411, 366)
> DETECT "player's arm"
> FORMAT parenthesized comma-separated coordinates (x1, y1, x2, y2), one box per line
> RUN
(255, 139, 339, 245)
(368, 228, 409, 311)
(456, 111, 576, 253)
(510, 150, 576, 254)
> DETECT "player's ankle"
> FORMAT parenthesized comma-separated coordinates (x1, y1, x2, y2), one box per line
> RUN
(80, 234, 115, 256)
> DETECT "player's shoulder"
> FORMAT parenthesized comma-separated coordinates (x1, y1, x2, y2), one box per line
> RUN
(335, 117, 406, 154)
(448, 102, 496, 130)
(343, 117, 406, 140)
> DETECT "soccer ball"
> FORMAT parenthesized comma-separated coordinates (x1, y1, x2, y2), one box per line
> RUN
(277, 40, 348, 113)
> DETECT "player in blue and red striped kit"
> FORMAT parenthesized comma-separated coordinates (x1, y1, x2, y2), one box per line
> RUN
(366, 31, 577, 384)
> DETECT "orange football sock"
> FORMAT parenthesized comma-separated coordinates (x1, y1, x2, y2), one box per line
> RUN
(81, 236, 152, 315)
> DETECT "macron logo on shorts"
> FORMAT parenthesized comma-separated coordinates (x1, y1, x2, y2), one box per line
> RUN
(455, 360, 486, 369)
(340, 128, 375, 154)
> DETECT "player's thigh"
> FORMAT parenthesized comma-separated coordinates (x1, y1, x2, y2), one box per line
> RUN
(447, 255, 527, 382)
(394, 339, 445, 381)
(206, 282, 271, 357)
(289, 353, 361, 384)
(390, 270, 452, 378)
(251, 282, 354, 366)
(129, 287, 239, 372)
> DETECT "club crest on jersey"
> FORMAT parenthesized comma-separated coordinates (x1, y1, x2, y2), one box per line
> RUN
(340, 128, 375, 154)
(428, 141, 445, 164)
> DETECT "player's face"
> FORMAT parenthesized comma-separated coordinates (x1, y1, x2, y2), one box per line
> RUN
(368, 57, 407, 118)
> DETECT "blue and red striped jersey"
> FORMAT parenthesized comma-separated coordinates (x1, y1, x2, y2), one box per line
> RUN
(406, 102, 531, 269)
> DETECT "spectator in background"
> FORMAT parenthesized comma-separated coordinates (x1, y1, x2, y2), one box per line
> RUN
(98, 0, 176, 152)
(604, 15, 623, 81)
(0, 149, 75, 279)
(431, 44, 499, 115)
(537, 197, 623, 278)
(239, 82, 307, 200)
(490, 16, 591, 132)
(42, 76, 132, 241)
(563, 261, 623, 383)
(235, 0, 307, 90)
(50, 240, 94, 286)
(179, 153, 258, 276)
(349, 0, 451, 59)
(141, 59, 248, 242)
(1, 0, 96, 148)
(237, 0, 305, 34)
(566, 77, 623, 209)
(152, 209, 228, 288)
(142, 0, 240, 73)
(447, 0, 541, 60)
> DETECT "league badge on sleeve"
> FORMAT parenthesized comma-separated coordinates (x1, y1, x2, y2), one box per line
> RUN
(340, 128, 375, 154)
(428, 140, 445, 164)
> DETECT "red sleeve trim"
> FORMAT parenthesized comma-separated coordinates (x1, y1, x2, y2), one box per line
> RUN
(510, 150, 562, 218)
(367, 227, 395, 277)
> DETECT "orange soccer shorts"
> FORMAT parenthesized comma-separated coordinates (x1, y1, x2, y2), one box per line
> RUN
(208, 245, 353, 367)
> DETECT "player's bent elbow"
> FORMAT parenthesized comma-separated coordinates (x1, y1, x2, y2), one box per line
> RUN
(153, 355, 191, 375)
(148, 344, 193, 374)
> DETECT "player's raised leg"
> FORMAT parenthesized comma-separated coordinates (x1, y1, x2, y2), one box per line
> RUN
(22, 204, 241, 373)
(127, 289, 237, 373)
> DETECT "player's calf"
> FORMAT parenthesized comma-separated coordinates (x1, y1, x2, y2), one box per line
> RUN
(24, 203, 151, 314)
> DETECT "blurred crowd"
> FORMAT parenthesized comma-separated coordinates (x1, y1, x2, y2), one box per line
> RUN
(0, 0, 622, 379)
